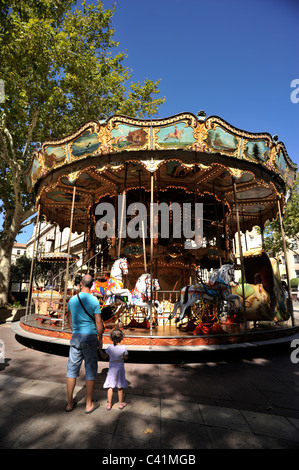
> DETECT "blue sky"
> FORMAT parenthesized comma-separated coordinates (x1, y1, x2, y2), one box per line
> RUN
(14, 0, 299, 243)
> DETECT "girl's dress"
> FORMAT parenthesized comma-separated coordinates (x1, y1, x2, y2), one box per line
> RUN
(103, 344, 128, 389)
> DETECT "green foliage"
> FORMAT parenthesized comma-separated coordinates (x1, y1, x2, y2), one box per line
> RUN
(9, 255, 32, 282)
(4, 300, 22, 309)
(0, 1, 165, 306)
(263, 174, 299, 256)
(290, 278, 299, 289)
(9, 252, 54, 285)
(0, 0, 165, 232)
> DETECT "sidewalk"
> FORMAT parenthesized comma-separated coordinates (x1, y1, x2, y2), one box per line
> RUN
(1, 320, 299, 450)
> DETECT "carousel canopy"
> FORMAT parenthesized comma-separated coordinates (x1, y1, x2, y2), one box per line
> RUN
(26, 112, 297, 235)
(38, 252, 79, 263)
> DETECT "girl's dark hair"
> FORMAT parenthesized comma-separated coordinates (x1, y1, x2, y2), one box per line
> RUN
(110, 327, 124, 345)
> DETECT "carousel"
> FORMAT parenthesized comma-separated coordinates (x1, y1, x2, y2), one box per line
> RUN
(18, 112, 298, 350)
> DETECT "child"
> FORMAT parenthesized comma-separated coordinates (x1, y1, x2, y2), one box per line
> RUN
(99, 327, 128, 410)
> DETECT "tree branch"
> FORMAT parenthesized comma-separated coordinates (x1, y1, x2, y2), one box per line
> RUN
(22, 108, 40, 160)
(0, 113, 18, 169)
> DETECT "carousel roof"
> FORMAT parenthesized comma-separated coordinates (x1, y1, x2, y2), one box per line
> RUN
(25, 112, 297, 234)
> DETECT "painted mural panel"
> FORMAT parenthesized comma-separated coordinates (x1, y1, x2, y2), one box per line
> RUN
(242, 204, 266, 214)
(237, 187, 273, 200)
(44, 145, 67, 168)
(287, 168, 295, 188)
(244, 140, 269, 162)
(60, 172, 101, 190)
(160, 160, 200, 178)
(156, 122, 195, 149)
(276, 150, 287, 176)
(204, 126, 238, 153)
(213, 170, 254, 188)
(70, 130, 101, 159)
(111, 124, 148, 150)
(46, 190, 81, 203)
(30, 157, 42, 181)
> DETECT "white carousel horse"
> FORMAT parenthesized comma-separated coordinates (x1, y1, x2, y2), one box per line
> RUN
(103, 258, 132, 307)
(130, 273, 163, 321)
(168, 264, 241, 323)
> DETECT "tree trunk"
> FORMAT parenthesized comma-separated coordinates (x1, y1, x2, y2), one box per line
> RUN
(0, 210, 21, 307)
(0, 242, 14, 307)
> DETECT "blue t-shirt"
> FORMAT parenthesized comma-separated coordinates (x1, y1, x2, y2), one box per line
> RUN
(68, 293, 101, 334)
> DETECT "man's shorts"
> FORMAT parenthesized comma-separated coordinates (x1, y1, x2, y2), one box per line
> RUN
(66, 333, 98, 381)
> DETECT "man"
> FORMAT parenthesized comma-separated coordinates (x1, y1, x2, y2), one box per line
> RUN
(66, 274, 104, 413)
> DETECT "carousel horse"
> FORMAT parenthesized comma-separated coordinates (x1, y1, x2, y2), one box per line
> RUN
(103, 257, 132, 307)
(91, 277, 109, 297)
(168, 264, 241, 323)
(130, 274, 163, 321)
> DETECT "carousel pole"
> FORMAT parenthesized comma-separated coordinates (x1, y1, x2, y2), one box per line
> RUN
(222, 198, 229, 262)
(62, 184, 76, 330)
(117, 193, 126, 258)
(139, 169, 147, 274)
(118, 164, 128, 258)
(259, 210, 265, 250)
(213, 183, 222, 267)
(150, 171, 154, 336)
(142, 220, 147, 273)
(232, 177, 247, 327)
(277, 195, 294, 326)
(25, 202, 41, 320)
(242, 209, 248, 251)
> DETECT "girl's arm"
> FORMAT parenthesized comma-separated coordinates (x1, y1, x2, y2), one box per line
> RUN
(99, 349, 109, 360)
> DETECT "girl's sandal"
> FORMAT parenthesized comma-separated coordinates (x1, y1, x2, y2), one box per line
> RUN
(119, 402, 127, 410)
(106, 403, 112, 410)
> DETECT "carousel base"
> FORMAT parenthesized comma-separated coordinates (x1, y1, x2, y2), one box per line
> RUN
(13, 314, 299, 353)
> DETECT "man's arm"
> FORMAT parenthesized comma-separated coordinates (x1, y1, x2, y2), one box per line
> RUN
(95, 314, 104, 348)
(68, 310, 73, 331)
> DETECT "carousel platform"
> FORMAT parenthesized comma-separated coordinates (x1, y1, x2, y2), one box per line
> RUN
(13, 313, 299, 353)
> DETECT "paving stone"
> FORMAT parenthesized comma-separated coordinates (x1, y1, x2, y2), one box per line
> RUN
(241, 410, 299, 442)
(161, 419, 211, 449)
(161, 399, 203, 423)
(114, 413, 161, 448)
(199, 404, 251, 433)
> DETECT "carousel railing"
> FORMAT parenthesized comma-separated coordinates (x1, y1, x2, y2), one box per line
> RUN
(25, 250, 108, 328)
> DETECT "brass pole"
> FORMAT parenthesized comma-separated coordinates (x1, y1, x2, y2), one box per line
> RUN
(233, 177, 247, 326)
(62, 185, 76, 330)
(213, 183, 222, 267)
(117, 164, 128, 258)
(150, 172, 154, 336)
(277, 196, 294, 326)
(142, 220, 147, 273)
(117, 191, 126, 258)
(25, 202, 41, 320)
(259, 210, 265, 250)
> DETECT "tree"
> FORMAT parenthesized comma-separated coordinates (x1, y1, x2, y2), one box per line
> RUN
(263, 174, 299, 256)
(0, 0, 165, 306)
